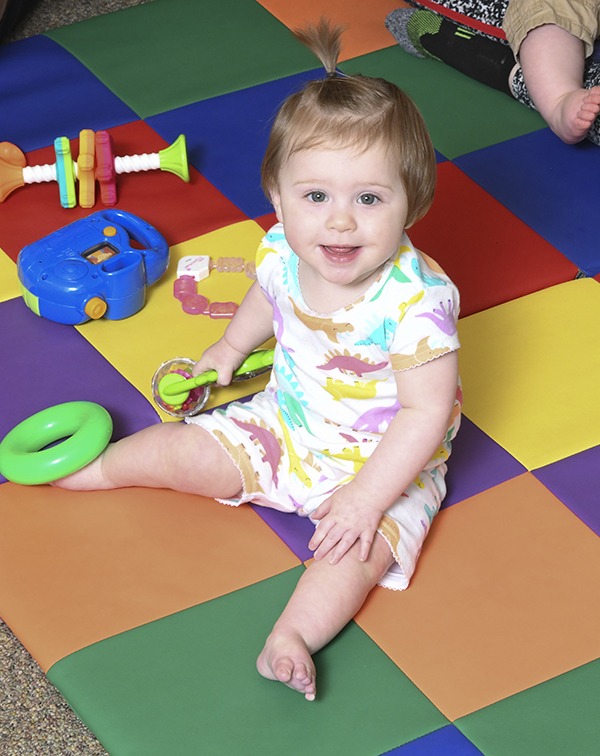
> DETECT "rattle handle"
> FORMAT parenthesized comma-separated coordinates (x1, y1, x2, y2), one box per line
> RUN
(160, 369, 218, 397)
(160, 348, 275, 398)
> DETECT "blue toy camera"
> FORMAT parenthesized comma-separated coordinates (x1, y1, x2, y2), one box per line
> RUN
(17, 210, 169, 325)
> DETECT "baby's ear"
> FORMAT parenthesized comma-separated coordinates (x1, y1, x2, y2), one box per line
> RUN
(271, 190, 283, 223)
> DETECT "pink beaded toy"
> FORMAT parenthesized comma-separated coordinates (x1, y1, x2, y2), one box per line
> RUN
(172, 255, 256, 319)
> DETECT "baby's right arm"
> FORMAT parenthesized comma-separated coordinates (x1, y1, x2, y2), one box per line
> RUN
(193, 281, 274, 385)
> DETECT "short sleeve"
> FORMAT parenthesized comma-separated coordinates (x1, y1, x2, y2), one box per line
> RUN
(255, 224, 286, 304)
(388, 250, 460, 371)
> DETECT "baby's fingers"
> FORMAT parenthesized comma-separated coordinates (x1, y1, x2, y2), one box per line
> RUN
(358, 533, 374, 563)
(313, 527, 357, 564)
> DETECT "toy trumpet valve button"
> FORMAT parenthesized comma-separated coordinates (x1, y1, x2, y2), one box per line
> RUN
(84, 297, 107, 319)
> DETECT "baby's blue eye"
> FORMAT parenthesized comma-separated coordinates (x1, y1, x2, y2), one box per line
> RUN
(307, 191, 327, 203)
(358, 193, 379, 205)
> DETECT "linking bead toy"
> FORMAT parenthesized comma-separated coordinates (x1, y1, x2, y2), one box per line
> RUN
(176, 255, 256, 282)
(172, 255, 256, 319)
(0, 131, 189, 208)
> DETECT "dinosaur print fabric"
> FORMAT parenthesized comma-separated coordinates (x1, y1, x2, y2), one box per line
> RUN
(186, 225, 461, 589)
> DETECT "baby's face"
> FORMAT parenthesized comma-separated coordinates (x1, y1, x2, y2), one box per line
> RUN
(270, 141, 410, 301)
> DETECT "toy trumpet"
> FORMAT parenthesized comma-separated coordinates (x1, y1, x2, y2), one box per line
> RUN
(0, 132, 189, 209)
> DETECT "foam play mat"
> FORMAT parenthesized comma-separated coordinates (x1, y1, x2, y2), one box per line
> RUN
(1, 1, 600, 754)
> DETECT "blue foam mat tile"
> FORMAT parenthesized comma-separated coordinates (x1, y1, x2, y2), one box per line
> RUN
(0, 297, 159, 481)
(0, 35, 137, 152)
(383, 725, 483, 755)
(147, 69, 322, 219)
(455, 130, 600, 276)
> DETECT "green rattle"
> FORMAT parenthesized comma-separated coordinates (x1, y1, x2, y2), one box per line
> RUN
(156, 348, 275, 411)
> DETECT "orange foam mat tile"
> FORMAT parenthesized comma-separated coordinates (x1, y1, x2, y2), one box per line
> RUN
(257, 0, 407, 61)
(457, 278, 600, 470)
(0, 483, 299, 672)
(356, 473, 600, 721)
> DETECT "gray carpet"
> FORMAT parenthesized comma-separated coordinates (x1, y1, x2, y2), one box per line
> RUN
(6, 0, 153, 41)
(2, 3, 152, 751)
(0, 619, 108, 754)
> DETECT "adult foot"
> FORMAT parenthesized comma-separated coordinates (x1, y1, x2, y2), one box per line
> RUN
(256, 630, 317, 701)
(550, 86, 600, 143)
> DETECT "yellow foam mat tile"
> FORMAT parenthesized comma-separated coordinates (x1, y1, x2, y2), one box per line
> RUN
(0, 249, 20, 302)
(457, 279, 600, 470)
(76, 220, 270, 420)
(356, 473, 600, 721)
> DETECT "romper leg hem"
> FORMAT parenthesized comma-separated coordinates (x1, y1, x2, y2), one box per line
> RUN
(503, 0, 600, 59)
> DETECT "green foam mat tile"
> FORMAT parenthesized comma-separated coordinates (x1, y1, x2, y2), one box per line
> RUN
(455, 659, 600, 756)
(46, 0, 316, 119)
(48, 567, 447, 756)
(340, 46, 545, 159)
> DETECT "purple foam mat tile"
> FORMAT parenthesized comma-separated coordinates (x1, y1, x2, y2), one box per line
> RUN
(250, 504, 315, 562)
(0, 36, 136, 152)
(0, 297, 160, 473)
(533, 446, 600, 536)
(206, 393, 314, 561)
(443, 416, 526, 508)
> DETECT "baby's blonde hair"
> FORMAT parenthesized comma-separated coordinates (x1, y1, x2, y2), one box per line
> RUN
(261, 20, 436, 227)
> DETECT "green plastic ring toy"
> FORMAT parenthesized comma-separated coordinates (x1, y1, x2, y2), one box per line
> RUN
(0, 401, 112, 485)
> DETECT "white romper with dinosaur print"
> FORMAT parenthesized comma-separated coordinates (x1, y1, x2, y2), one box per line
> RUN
(186, 223, 461, 590)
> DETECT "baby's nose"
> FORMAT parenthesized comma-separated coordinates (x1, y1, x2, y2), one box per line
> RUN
(327, 205, 356, 232)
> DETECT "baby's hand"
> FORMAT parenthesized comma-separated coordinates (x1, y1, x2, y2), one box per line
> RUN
(309, 482, 383, 565)
(193, 338, 247, 386)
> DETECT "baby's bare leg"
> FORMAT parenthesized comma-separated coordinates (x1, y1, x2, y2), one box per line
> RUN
(518, 24, 600, 143)
(256, 534, 394, 701)
(53, 422, 242, 498)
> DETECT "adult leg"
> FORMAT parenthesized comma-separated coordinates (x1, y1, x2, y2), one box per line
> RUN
(53, 421, 243, 498)
(518, 24, 600, 143)
(256, 534, 394, 701)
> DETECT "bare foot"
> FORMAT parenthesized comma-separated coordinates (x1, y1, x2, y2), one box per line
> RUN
(550, 86, 600, 143)
(256, 630, 317, 701)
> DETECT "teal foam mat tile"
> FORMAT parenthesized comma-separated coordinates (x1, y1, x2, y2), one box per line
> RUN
(48, 568, 447, 756)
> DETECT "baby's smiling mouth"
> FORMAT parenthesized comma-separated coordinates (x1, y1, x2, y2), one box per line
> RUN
(321, 245, 361, 261)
